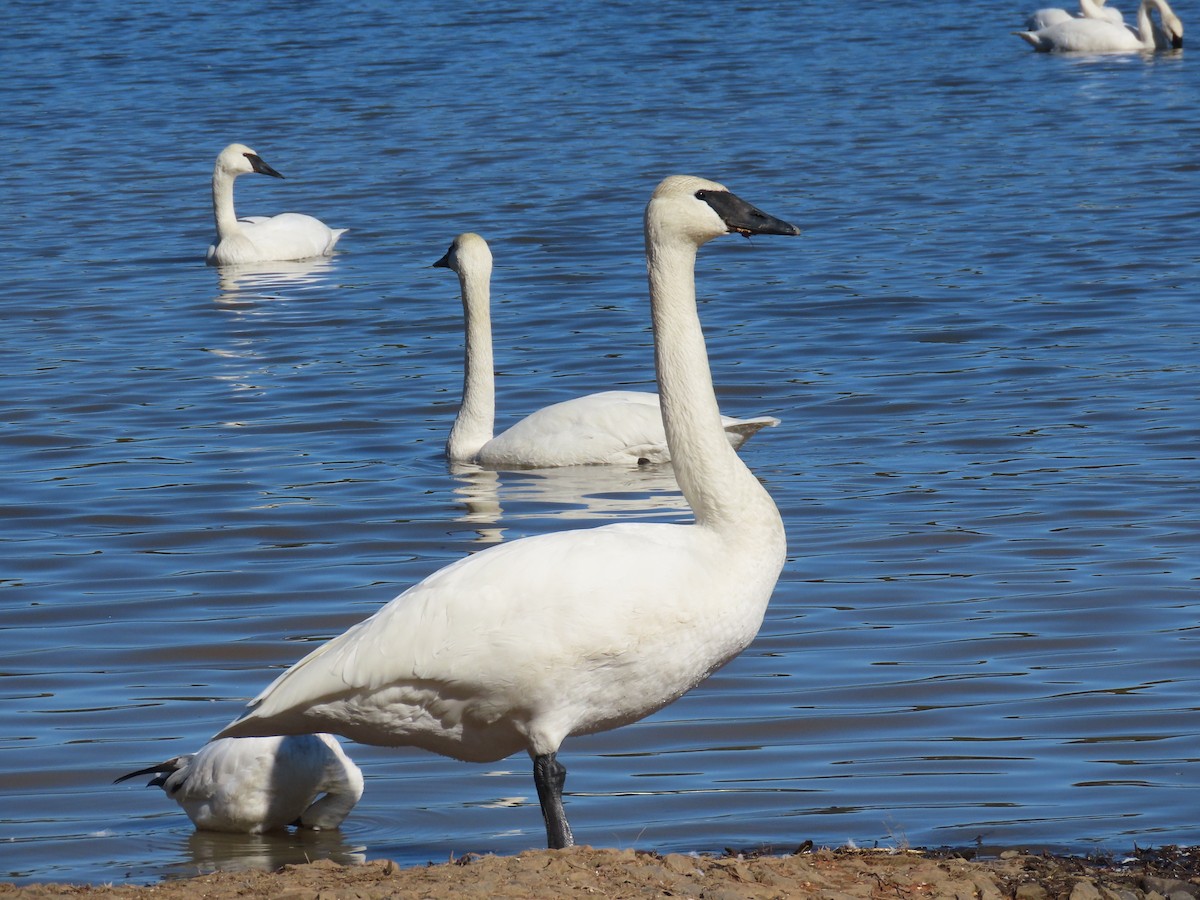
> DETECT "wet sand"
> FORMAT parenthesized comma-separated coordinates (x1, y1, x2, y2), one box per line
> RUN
(4, 844, 1197, 899)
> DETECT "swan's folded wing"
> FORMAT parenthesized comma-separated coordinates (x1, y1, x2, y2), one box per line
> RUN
(215, 523, 711, 742)
(483, 391, 669, 466)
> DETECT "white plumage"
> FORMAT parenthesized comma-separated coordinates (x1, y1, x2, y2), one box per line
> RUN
(216, 175, 800, 849)
(206, 143, 347, 266)
(116, 734, 362, 833)
(434, 232, 779, 468)
(1016, 0, 1183, 51)
(1025, 0, 1123, 31)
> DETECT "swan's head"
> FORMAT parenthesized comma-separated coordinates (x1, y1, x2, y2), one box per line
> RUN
(215, 143, 285, 180)
(433, 232, 493, 276)
(1146, 0, 1184, 46)
(1165, 11, 1184, 46)
(645, 175, 801, 248)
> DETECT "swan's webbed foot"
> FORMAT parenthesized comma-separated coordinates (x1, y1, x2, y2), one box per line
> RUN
(533, 752, 573, 849)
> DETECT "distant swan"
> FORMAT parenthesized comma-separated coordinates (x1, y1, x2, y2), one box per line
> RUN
(115, 734, 362, 833)
(206, 143, 347, 266)
(434, 232, 779, 468)
(1016, 0, 1183, 50)
(215, 176, 801, 849)
(1025, 0, 1123, 31)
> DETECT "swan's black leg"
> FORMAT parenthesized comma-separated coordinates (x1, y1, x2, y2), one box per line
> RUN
(533, 752, 574, 849)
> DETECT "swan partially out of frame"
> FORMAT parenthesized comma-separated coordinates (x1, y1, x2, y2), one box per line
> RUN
(434, 232, 779, 468)
(1016, 0, 1183, 50)
(206, 143, 347, 266)
(215, 176, 801, 849)
(115, 734, 362, 833)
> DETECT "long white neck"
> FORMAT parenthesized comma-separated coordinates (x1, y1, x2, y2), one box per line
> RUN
(212, 168, 243, 241)
(446, 261, 496, 462)
(1078, 0, 1108, 17)
(1136, 0, 1166, 45)
(298, 787, 358, 829)
(645, 227, 782, 538)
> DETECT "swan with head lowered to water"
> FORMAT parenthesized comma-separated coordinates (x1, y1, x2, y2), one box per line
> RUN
(206, 143, 347, 266)
(434, 231, 780, 468)
(214, 175, 801, 849)
(1016, 0, 1182, 50)
(115, 734, 363, 833)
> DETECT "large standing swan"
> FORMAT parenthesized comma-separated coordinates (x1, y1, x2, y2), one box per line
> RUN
(1025, 0, 1123, 31)
(115, 734, 363, 833)
(434, 232, 779, 467)
(215, 176, 801, 849)
(206, 143, 347, 266)
(1016, 0, 1183, 50)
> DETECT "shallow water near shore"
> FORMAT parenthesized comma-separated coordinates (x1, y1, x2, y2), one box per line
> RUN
(2, 0, 1198, 885)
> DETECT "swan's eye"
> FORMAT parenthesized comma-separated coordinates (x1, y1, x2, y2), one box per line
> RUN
(695, 190, 708, 200)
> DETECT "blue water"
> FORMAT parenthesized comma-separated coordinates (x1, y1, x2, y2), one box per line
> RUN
(3, 0, 1198, 885)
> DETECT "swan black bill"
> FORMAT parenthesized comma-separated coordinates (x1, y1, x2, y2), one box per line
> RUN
(698, 189, 801, 238)
(113, 761, 175, 787)
(246, 153, 285, 179)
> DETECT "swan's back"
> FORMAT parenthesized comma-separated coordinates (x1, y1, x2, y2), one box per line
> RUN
(1025, 0, 1125, 30)
(207, 214, 346, 265)
(479, 391, 672, 467)
(1026, 7, 1075, 28)
(477, 390, 779, 467)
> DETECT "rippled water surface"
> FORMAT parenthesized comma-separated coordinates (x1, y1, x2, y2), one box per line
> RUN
(3, 0, 1198, 885)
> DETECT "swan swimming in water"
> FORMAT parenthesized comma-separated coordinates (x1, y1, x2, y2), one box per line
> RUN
(1025, 0, 1123, 31)
(215, 176, 801, 849)
(1016, 0, 1183, 50)
(206, 143, 347, 266)
(434, 232, 779, 468)
(115, 734, 362, 833)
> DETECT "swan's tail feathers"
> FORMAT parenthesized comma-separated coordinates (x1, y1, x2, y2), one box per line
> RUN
(1013, 30, 1049, 49)
(721, 415, 781, 450)
(328, 228, 349, 253)
(113, 755, 190, 788)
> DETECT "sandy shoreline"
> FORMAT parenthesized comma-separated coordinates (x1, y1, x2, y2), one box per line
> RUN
(3, 844, 1197, 899)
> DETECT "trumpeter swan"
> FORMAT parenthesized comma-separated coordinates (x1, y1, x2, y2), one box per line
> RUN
(215, 176, 801, 849)
(1016, 0, 1183, 50)
(115, 734, 362, 833)
(434, 232, 779, 467)
(206, 144, 347, 266)
(1025, 0, 1123, 31)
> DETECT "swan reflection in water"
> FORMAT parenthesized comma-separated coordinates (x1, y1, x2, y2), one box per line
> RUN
(205, 257, 343, 394)
(162, 828, 365, 879)
(214, 255, 340, 305)
(448, 462, 690, 544)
